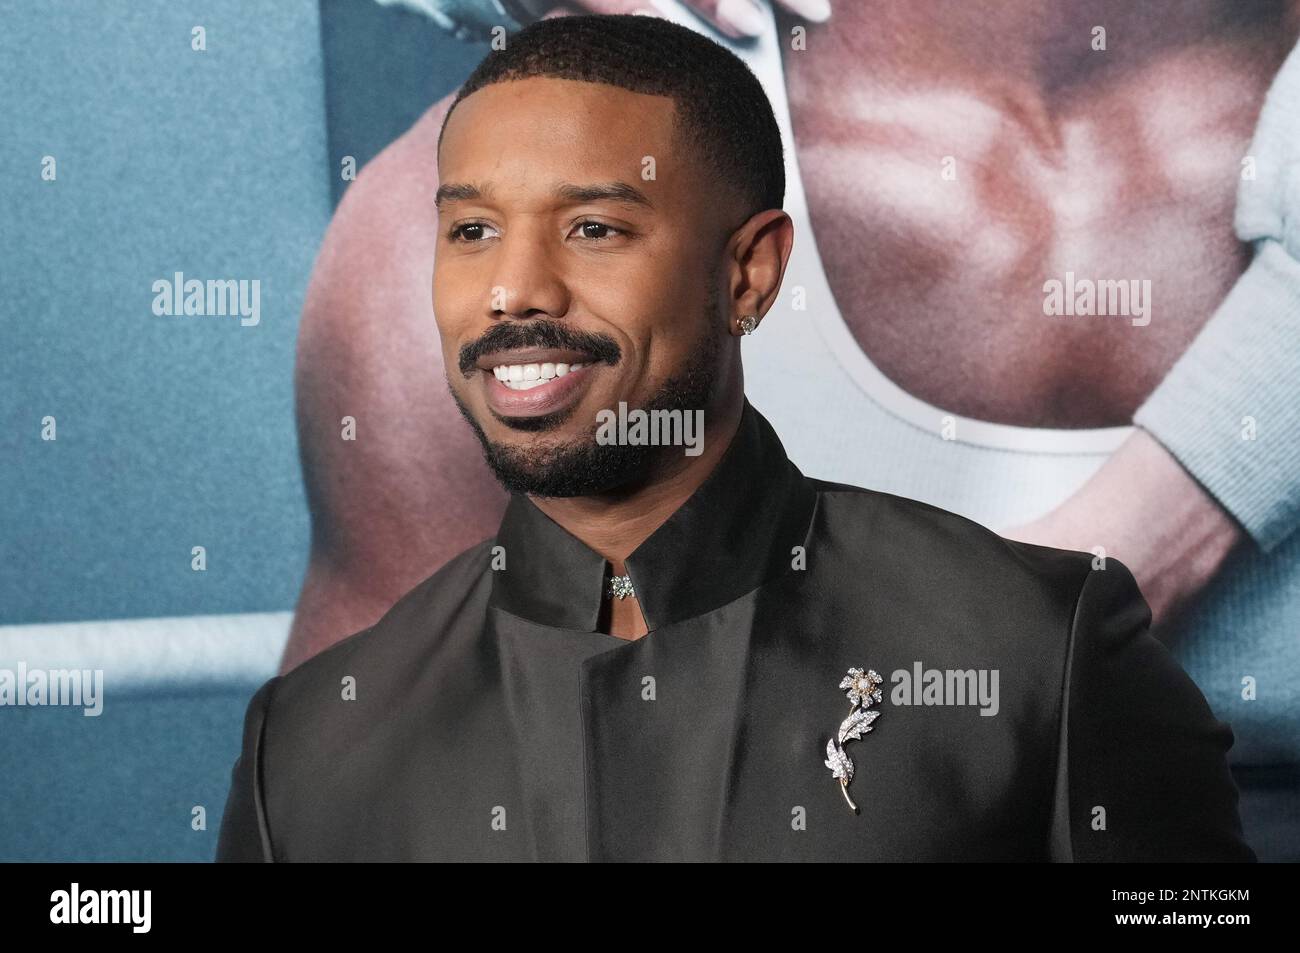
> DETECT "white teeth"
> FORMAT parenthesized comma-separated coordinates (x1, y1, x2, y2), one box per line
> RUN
(490, 360, 591, 389)
(508, 377, 549, 390)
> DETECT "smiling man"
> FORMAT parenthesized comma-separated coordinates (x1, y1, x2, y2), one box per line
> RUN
(216, 14, 1253, 862)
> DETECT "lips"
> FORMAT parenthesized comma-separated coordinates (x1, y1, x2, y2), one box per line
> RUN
(479, 359, 599, 418)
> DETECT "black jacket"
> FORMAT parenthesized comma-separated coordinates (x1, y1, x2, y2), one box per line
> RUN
(216, 398, 1254, 861)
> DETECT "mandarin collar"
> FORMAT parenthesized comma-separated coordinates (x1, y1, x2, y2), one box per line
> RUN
(488, 397, 817, 632)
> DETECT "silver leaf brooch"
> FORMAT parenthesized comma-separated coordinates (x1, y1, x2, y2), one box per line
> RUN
(824, 667, 882, 813)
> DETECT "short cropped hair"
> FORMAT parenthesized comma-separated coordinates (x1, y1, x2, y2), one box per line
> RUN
(438, 13, 785, 223)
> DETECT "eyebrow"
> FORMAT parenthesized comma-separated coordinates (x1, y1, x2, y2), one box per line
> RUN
(434, 180, 654, 212)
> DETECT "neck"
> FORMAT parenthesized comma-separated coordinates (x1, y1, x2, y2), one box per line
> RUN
(529, 389, 745, 573)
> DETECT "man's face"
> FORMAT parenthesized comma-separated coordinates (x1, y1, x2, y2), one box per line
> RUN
(434, 76, 733, 497)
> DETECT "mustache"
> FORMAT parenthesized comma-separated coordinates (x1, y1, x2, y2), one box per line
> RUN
(458, 320, 622, 377)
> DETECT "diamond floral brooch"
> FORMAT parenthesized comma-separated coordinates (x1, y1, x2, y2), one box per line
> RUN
(824, 667, 883, 813)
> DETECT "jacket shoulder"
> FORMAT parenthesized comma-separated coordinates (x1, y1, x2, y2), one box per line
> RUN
(217, 536, 496, 861)
(806, 477, 1096, 599)
(274, 535, 496, 704)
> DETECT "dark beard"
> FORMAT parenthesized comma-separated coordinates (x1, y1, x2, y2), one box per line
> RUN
(450, 317, 720, 499)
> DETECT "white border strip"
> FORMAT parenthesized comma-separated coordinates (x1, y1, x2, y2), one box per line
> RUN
(0, 612, 290, 692)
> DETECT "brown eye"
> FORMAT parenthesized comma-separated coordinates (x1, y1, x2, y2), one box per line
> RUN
(449, 223, 487, 242)
(574, 221, 624, 241)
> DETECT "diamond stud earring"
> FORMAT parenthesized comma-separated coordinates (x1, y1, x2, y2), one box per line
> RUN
(738, 315, 758, 335)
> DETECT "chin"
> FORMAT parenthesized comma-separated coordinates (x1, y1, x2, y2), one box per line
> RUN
(481, 430, 657, 498)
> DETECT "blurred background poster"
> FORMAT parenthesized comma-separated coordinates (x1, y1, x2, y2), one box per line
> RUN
(3, 0, 1298, 861)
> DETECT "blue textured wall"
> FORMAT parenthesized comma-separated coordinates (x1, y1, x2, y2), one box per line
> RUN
(0, 0, 329, 624)
(0, 687, 261, 861)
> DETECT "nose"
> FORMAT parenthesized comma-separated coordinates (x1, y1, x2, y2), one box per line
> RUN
(487, 222, 570, 321)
